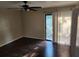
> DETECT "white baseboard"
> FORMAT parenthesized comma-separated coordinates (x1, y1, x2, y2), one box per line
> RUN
(0, 36, 44, 47)
(23, 36, 45, 40)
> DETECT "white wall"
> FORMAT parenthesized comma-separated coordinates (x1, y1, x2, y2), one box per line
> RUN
(0, 9, 23, 47)
(23, 11, 45, 39)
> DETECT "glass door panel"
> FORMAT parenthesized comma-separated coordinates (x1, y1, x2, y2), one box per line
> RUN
(45, 14, 53, 41)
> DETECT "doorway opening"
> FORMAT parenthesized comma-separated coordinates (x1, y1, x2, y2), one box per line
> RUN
(45, 14, 53, 41)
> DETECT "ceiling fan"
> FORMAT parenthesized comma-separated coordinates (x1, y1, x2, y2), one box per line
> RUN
(21, 1, 42, 11)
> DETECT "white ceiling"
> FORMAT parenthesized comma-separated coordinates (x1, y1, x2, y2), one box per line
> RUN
(0, 1, 78, 8)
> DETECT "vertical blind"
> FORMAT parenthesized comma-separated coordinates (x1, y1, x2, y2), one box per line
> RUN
(58, 10, 72, 45)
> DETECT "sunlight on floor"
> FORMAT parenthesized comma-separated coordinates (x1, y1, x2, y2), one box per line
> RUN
(45, 41, 54, 57)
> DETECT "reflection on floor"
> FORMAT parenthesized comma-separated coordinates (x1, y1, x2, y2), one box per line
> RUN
(37, 41, 57, 57)
(45, 41, 54, 57)
(0, 37, 70, 57)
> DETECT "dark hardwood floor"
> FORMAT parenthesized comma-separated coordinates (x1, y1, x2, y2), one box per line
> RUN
(0, 37, 70, 57)
(0, 37, 57, 57)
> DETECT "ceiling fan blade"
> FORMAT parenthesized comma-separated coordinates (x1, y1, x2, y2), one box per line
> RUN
(29, 8, 37, 11)
(30, 7, 42, 9)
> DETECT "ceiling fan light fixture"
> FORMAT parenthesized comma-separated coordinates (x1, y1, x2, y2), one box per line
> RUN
(27, 9, 30, 11)
(23, 7, 30, 11)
